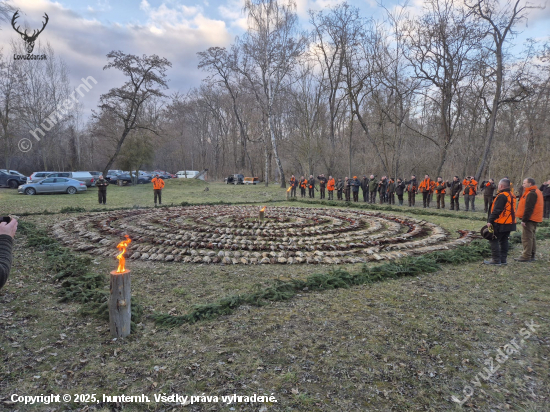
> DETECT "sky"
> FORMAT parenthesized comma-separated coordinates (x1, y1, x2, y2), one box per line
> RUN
(0, 0, 548, 118)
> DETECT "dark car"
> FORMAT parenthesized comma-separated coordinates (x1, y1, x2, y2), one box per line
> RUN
(0, 170, 27, 188)
(111, 173, 151, 185)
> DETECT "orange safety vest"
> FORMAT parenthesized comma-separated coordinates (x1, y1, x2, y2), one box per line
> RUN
(462, 179, 478, 196)
(419, 178, 431, 193)
(301, 179, 307, 189)
(492, 190, 516, 224)
(290, 177, 296, 187)
(516, 186, 544, 222)
(327, 178, 335, 191)
(152, 177, 165, 190)
(434, 182, 446, 194)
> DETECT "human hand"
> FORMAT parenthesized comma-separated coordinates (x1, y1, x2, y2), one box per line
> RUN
(521, 221, 526, 228)
(0, 218, 18, 238)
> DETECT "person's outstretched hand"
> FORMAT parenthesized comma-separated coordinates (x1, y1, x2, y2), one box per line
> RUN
(0, 219, 18, 238)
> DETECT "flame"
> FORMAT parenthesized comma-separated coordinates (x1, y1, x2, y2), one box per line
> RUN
(286, 187, 291, 192)
(260, 206, 266, 213)
(115, 235, 132, 274)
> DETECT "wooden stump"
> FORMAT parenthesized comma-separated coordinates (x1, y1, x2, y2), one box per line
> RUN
(109, 270, 131, 338)
(259, 210, 265, 220)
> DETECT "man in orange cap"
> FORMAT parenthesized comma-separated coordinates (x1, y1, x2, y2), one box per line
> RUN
(351, 176, 360, 202)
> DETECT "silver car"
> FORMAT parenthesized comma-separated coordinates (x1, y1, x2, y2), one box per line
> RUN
(18, 177, 87, 195)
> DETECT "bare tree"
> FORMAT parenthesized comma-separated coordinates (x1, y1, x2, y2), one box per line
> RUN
(237, 0, 306, 187)
(97, 51, 171, 176)
(467, 0, 534, 180)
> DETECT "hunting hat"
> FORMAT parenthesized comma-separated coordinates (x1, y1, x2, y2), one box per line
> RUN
(480, 225, 496, 241)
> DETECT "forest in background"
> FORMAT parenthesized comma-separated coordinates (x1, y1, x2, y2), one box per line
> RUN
(1, 0, 549, 187)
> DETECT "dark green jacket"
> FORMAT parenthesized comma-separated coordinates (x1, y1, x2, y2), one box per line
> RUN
(0, 234, 13, 290)
(96, 179, 109, 191)
(368, 179, 378, 192)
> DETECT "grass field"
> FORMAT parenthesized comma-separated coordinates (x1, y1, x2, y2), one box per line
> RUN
(1, 183, 549, 411)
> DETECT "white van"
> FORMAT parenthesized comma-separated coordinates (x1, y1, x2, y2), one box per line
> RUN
(176, 170, 199, 179)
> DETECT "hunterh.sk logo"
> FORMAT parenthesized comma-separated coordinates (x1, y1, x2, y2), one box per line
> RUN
(11, 10, 48, 60)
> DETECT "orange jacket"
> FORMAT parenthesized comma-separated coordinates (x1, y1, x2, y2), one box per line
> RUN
(290, 177, 297, 187)
(516, 185, 544, 222)
(462, 179, 478, 196)
(434, 182, 446, 194)
(300, 179, 307, 189)
(327, 178, 335, 191)
(492, 191, 516, 225)
(418, 178, 432, 193)
(152, 177, 165, 190)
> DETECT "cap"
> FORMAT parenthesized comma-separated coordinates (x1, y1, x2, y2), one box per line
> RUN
(480, 225, 496, 240)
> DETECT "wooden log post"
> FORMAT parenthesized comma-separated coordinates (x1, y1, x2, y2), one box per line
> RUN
(259, 210, 265, 220)
(109, 270, 131, 338)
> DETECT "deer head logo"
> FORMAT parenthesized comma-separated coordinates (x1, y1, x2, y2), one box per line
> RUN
(11, 11, 49, 54)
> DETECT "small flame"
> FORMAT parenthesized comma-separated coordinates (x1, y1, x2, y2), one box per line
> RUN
(286, 187, 291, 192)
(260, 206, 266, 213)
(115, 235, 132, 274)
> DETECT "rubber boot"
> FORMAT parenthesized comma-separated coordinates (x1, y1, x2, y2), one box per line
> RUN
(484, 240, 501, 265)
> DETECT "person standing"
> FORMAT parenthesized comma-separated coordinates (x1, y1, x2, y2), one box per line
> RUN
(152, 174, 165, 206)
(434, 177, 446, 209)
(482, 179, 497, 212)
(0, 217, 18, 290)
(351, 176, 360, 202)
(361, 176, 369, 202)
(406, 175, 417, 207)
(448, 176, 462, 211)
(395, 178, 405, 206)
(368, 175, 378, 204)
(344, 177, 351, 202)
(299, 176, 307, 198)
(515, 178, 544, 262)
(317, 174, 327, 199)
(289, 175, 297, 198)
(378, 176, 388, 204)
(462, 176, 478, 211)
(418, 175, 432, 208)
(308, 175, 316, 198)
(327, 176, 335, 200)
(483, 178, 516, 265)
(387, 178, 396, 205)
(539, 179, 550, 219)
(96, 174, 109, 205)
(336, 178, 344, 200)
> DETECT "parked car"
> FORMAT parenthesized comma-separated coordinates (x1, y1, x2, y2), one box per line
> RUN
(244, 177, 260, 185)
(111, 173, 151, 185)
(225, 174, 244, 185)
(176, 170, 200, 178)
(47, 172, 95, 187)
(18, 177, 87, 195)
(152, 170, 172, 179)
(27, 171, 60, 184)
(0, 170, 27, 188)
(105, 170, 123, 182)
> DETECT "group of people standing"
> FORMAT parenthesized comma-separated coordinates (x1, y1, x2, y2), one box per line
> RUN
(287, 174, 520, 213)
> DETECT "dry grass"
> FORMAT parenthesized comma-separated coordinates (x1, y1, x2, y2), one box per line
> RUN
(1, 200, 549, 411)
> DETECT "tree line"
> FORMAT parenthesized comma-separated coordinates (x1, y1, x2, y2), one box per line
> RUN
(1, 0, 549, 187)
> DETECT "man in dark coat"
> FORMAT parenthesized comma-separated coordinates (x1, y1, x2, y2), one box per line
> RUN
(336, 178, 344, 200)
(317, 174, 327, 199)
(368, 175, 378, 204)
(308, 175, 316, 198)
(378, 176, 388, 204)
(351, 176, 360, 202)
(387, 178, 396, 205)
(96, 174, 109, 205)
(405, 175, 417, 207)
(289, 175, 298, 198)
(361, 176, 369, 202)
(344, 177, 351, 202)
(448, 176, 462, 211)
(539, 179, 550, 219)
(484, 178, 516, 265)
(0, 217, 17, 290)
(395, 178, 405, 205)
(482, 179, 497, 212)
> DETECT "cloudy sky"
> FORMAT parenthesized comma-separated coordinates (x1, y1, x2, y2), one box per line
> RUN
(0, 0, 548, 118)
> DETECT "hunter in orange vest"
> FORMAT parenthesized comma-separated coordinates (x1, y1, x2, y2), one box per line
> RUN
(289, 175, 297, 198)
(484, 178, 517, 265)
(299, 176, 307, 198)
(434, 177, 446, 209)
(327, 176, 335, 200)
(515, 178, 544, 262)
(418, 175, 432, 208)
(462, 176, 478, 211)
(152, 174, 165, 205)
